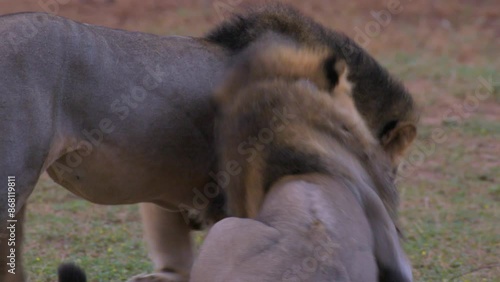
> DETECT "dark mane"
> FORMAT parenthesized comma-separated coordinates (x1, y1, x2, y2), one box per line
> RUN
(206, 3, 418, 139)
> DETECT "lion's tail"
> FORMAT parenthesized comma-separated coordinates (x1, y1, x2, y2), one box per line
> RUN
(58, 263, 87, 282)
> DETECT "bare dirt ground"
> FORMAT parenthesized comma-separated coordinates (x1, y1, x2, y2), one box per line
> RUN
(1, 0, 498, 281)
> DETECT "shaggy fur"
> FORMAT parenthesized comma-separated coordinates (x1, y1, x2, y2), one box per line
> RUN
(199, 37, 413, 282)
(214, 34, 413, 223)
(207, 3, 419, 149)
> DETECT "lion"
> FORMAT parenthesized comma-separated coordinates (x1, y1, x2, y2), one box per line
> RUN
(214, 33, 413, 222)
(191, 37, 413, 282)
(1, 4, 417, 282)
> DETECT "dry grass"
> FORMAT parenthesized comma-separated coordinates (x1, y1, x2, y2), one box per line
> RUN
(0, 0, 498, 281)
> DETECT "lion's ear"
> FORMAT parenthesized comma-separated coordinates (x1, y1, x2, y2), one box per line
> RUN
(323, 54, 351, 95)
(333, 58, 347, 80)
(381, 121, 417, 164)
(323, 54, 341, 89)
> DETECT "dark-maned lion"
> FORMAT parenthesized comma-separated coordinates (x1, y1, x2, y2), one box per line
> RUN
(191, 37, 413, 282)
(206, 5, 419, 161)
(1, 4, 417, 282)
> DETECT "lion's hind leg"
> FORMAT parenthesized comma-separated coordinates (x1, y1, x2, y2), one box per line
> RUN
(127, 203, 193, 282)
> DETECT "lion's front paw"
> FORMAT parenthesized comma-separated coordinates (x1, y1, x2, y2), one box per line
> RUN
(127, 272, 187, 282)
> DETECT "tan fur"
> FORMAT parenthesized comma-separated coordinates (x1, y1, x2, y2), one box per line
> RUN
(215, 37, 395, 219)
(215, 33, 354, 103)
(215, 35, 334, 104)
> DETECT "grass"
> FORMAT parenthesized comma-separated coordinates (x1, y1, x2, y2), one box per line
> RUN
(25, 181, 151, 281)
(3, 0, 498, 281)
(397, 91, 499, 281)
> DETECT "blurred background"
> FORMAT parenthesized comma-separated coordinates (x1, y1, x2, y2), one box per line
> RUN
(1, 0, 498, 281)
